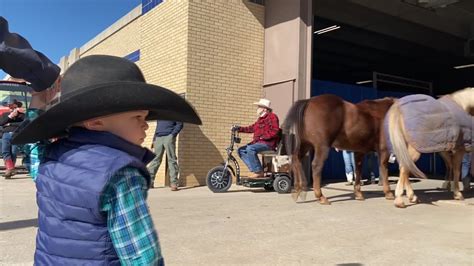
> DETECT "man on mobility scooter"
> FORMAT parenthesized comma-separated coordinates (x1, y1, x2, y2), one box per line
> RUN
(206, 98, 292, 193)
(233, 99, 281, 178)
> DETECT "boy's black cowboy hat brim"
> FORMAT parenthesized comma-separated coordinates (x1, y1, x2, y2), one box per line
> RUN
(12, 81, 202, 144)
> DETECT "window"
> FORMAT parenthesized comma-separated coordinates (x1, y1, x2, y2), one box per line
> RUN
(124, 50, 140, 63)
(249, 0, 264, 5)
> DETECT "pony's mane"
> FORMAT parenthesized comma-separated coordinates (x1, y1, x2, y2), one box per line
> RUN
(450, 87, 474, 114)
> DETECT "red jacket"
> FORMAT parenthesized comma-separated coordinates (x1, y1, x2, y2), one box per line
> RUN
(239, 112, 280, 150)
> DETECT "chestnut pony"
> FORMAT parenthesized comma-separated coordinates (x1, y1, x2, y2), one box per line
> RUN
(283, 94, 395, 204)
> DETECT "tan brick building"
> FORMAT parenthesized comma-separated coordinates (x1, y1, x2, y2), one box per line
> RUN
(59, 0, 313, 187)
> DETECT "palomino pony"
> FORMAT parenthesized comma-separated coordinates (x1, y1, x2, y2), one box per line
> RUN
(387, 87, 473, 208)
(283, 94, 396, 204)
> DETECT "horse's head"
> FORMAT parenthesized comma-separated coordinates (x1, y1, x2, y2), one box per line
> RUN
(450, 87, 474, 115)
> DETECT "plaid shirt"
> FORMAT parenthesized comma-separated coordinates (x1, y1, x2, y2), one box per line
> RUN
(100, 167, 164, 266)
(239, 111, 280, 150)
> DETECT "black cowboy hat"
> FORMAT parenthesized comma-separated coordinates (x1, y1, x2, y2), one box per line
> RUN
(1, 16, 60, 91)
(12, 55, 202, 144)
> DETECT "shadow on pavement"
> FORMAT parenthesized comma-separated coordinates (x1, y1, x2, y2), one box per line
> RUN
(221, 189, 275, 194)
(296, 185, 473, 207)
(0, 218, 37, 231)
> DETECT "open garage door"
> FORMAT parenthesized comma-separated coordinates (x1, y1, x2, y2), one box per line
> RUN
(311, 0, 474, 180)
(313, 0, 474, 95)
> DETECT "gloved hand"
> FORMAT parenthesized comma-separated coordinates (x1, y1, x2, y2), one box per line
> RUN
(231, 124, 240, 131)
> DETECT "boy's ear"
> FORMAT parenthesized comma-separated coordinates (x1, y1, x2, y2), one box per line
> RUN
(82, 118, 105, 131)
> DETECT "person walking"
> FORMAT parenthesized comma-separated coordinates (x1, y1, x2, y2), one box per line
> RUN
(335, 149, 356, 185)
(147, 120, 183, 190)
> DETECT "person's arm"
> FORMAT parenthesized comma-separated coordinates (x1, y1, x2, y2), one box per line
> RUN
(101, 168, 164, 266)
(260, 113, 280, 140)
(238, 121, 256, 133)
(171, 121, 183, 137)
(7, 121, 23, 127)
(151, 121, 160, 149)
(0, 113, 12, 126)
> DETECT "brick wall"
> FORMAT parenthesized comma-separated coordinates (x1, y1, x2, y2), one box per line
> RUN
(76, 10, 158, 156)
(182, 1, 265, 186)
(139, 0, 189, 187)
(68, 0, 265, 187)
(80, 16, 142, 63)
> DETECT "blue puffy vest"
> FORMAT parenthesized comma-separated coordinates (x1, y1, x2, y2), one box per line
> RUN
(34, 127, 155, 265)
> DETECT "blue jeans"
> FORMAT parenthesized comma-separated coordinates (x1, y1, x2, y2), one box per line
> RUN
(367, 152, 379, 180)
(238, 143, 271, 172)
(462, 152, 471, 179)
(2, 132, 18, 164)
(342, 150, 356, 174)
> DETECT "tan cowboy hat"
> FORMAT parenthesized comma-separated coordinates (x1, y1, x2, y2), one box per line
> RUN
(253, 98, 272, 109)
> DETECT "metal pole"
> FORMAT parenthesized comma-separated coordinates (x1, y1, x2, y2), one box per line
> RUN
(372, 72, 378, 89)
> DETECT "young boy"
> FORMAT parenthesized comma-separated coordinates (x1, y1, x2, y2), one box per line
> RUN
(12, 55, 201, 265)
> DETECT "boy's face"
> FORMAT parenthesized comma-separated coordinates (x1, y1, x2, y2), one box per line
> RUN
(83, 110, 149, 145)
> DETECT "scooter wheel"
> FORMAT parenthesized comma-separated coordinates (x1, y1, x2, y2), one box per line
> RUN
(206, 166, 233, 193)
(273, 175, 291, 193)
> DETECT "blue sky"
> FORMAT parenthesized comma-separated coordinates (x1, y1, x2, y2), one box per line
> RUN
(1, 0, 141, 78)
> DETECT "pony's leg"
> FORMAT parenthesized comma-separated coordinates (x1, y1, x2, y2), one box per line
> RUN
(312, 145, 330, 205)
(394, 166, 408, 208)
(405, 177, 419, 204)
(405, 146, 421, 204)
(439, 151, 453, 191)
(354, 152, 365, 200)
(452, 151, 465, 200)
(290, 149, 307, 202)
(378, 150, 394, 200)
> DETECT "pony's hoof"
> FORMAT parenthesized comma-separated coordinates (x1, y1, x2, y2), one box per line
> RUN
(291, 191, 300, 202)
(454, 193, 464, 201)
(394, 197, 406, 208)
(441, 181, 451, 191)
(319, 197, 331, 205)
(409, 195, 419, 204)
(385, 192, 395, 200)
(355, 195, 365, 201)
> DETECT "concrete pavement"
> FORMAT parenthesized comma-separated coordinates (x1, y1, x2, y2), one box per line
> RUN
(1, 175, 473, 265)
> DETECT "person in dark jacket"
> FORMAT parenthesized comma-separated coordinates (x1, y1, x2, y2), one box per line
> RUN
(11, 55, 201, 265)
(147, 120, 183, 190)
(0, 99, 25, 178)
(234, 99, 280, 178)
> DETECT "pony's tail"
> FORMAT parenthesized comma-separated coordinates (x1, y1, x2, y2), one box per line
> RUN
(282, 99, 310, 199)
(388, 102, 426, 178)
(290, 150, 307, 201)
(282, 99, 309, 154)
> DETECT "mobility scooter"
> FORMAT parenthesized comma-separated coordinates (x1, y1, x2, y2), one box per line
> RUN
(206, 127, 292, 193)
